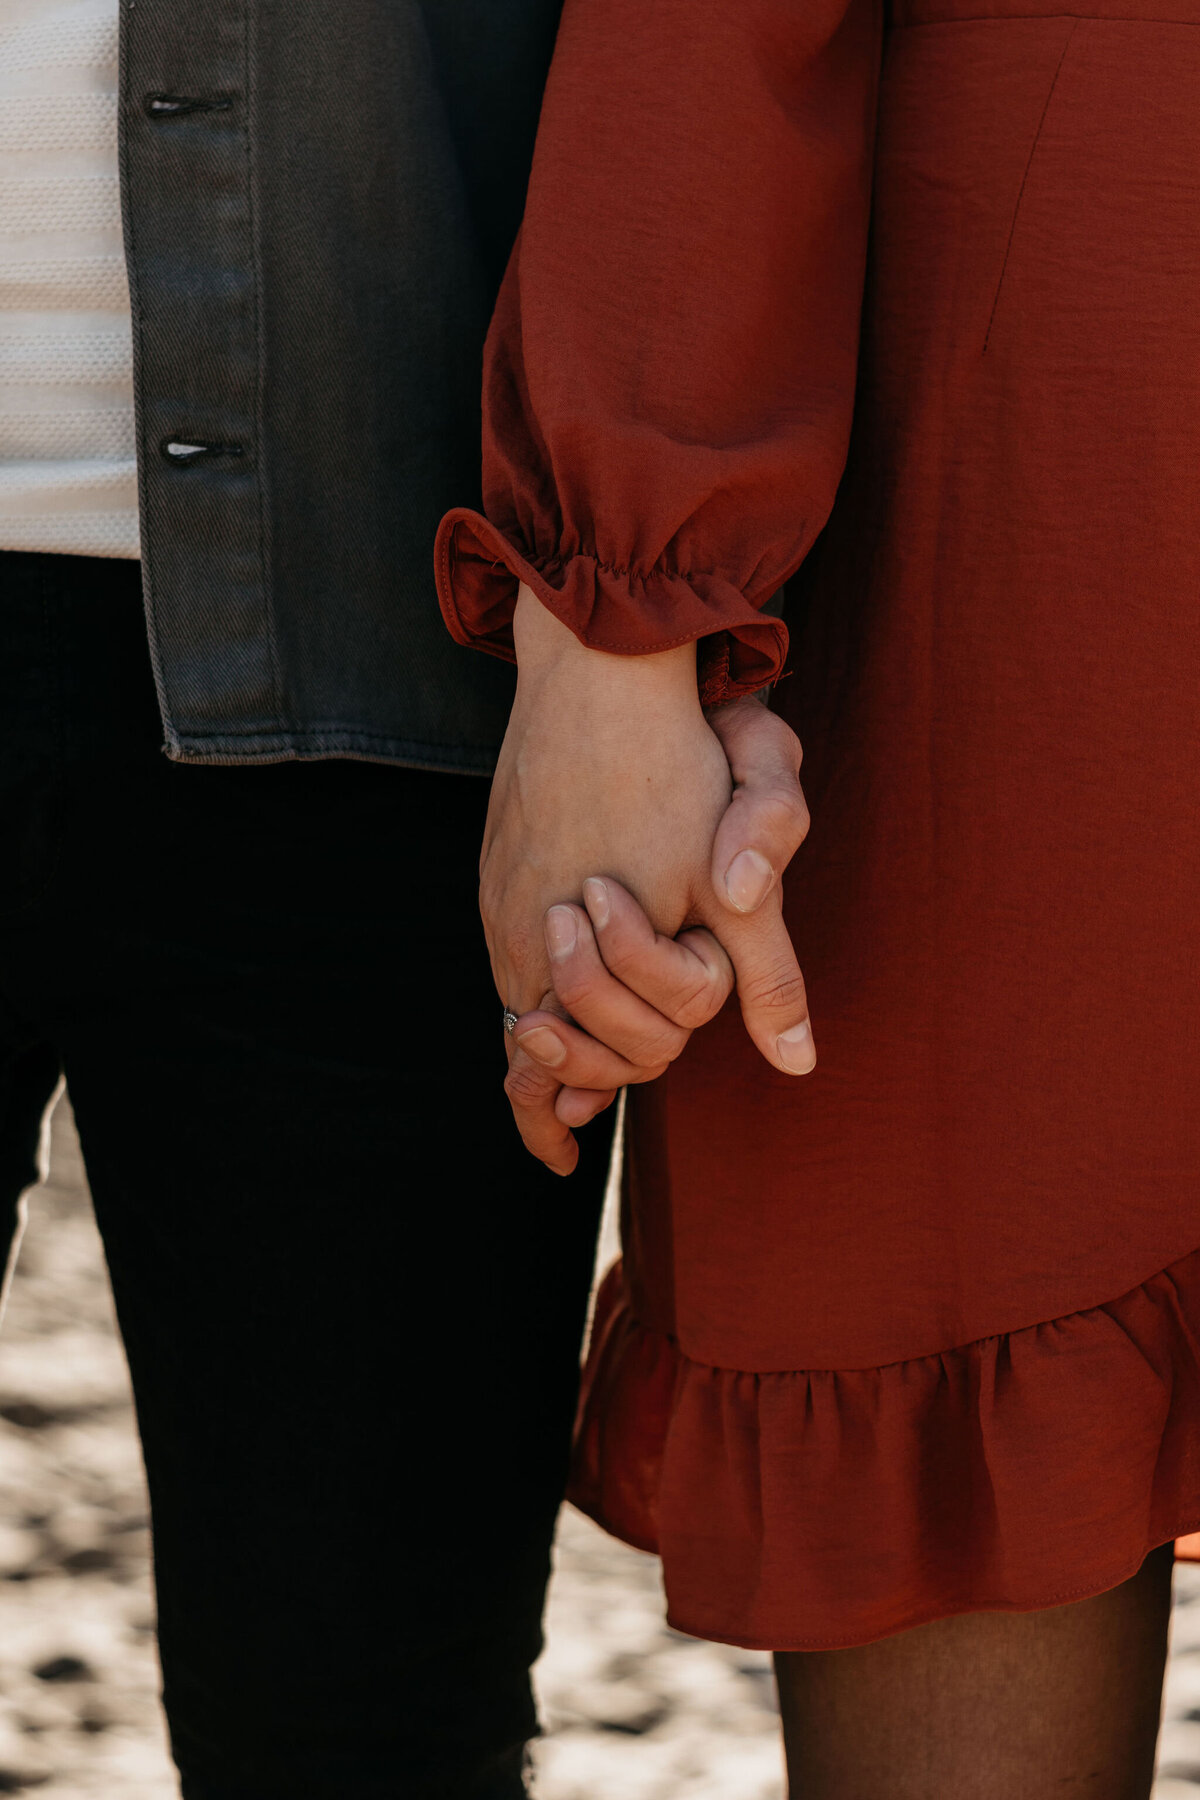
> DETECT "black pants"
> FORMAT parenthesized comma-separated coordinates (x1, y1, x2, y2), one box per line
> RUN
(0, 552, 611, 1799)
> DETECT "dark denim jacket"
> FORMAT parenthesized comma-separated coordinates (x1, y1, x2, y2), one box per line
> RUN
(120, 0, 560, 771)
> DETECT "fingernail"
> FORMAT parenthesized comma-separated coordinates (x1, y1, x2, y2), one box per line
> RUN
(545, 905, 578, 960)
(515, 1026, 566, 1068)
(724, 849, 774, 913)
(583, 878, 610, 929)
(776, 1020, 816, 1074)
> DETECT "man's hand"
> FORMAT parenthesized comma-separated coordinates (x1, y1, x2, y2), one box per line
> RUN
(486, 587, 814, 1174)
(511, 694, 815, 1137)
(707, 691, 811, 920)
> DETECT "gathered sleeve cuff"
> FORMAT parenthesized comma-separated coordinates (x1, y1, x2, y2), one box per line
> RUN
(434, 0, 883, 706)
(436, 511, 789, 705)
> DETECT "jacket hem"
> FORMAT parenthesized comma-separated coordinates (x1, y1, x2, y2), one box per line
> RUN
(164, 730, 498, 774)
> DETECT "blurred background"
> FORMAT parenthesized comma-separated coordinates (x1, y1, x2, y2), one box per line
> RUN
(0, 1099, 1197, 1798)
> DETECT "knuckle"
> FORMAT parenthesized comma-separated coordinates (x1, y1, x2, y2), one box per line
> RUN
(629, 1023, 687, 1068)
(769, 714, 804, 771)
(596, 935, 642, 983)
(757, 786, 810, 842)
(740, 966, 809, 1016)
(623, 1058, 672, 1086)
(506, 918, 537, 961)
(478, 869, 502, 922)
(549, 964, 594, 1010)
(499, 923, 541, 980)
(670, 973, 727, 1030)
(504, 1062, 554, 1110)
(667, 937, 734, 1027)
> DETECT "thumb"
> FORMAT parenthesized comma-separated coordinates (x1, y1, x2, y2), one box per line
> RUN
(707, 697, 810, 916)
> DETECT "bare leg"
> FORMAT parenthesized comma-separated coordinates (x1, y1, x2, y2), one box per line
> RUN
(775, 1544, 1174, 1800)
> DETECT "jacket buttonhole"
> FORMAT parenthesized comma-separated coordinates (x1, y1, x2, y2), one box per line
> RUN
(144, 93, 234, 119)
(161, 439, 245, 464)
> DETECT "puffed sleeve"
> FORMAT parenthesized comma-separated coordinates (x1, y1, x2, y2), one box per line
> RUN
(434, 0, 882, 705)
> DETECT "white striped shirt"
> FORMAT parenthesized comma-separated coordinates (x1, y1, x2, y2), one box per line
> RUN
(0, 0, 139, 559)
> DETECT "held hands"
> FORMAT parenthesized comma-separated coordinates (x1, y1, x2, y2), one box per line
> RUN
(483, 586, 816, 1174)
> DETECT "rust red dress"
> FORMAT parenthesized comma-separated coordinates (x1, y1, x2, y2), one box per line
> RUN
(437, 0, 1200, 1649)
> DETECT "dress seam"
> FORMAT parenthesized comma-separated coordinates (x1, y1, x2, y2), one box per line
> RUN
(626, 1239, 1200, 1378)
(982, 19, 1079, 352)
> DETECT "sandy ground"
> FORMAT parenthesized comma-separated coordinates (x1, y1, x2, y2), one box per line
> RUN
(0, 1098, 1196, 1798)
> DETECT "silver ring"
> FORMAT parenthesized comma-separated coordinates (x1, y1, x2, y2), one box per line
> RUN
(502, 1008, 519, 1035)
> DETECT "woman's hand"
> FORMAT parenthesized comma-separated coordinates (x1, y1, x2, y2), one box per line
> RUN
(485, 587, 815, 1173)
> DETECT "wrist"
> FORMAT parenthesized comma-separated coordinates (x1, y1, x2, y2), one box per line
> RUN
(512, 584, 699, 708)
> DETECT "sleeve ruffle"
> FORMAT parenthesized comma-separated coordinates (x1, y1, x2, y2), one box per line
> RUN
(435, 508, 790, 707)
